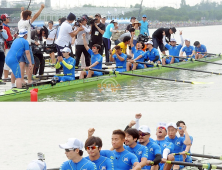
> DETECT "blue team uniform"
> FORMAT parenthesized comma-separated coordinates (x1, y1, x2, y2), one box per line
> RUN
(113, 53, 127, 72)
(5, 37, 30, 79)
(182, 46, 195, 61)
(183, 135, 193, 163)
(156, 139, 175, 170)
(100, 150, 139, 170)
(165, 44, 182, 64)
(60, 157, 97, 170)
(85, 155, 114, 170)
(142, 48, 161, 67)
(132, 46, 145, 69)
(195, 44, 207, 57)
(54, 57, 76, 82)
(86, 49, 103, 77)
(124, 143, 148, 161)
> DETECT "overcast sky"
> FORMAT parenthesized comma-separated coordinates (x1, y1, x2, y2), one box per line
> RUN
(5, 0, 222, 8)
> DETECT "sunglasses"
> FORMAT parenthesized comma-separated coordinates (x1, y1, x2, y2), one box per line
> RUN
(157, 126, 166, 130)
(139, 132, 149, 136)
(62, 51, 68, 53)
(86, 146, 98, 150)
(92, 47, 97, 49)
(65, 148, 75, 152)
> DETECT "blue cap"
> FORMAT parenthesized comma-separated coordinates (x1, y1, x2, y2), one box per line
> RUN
(142, 15, 147, 18)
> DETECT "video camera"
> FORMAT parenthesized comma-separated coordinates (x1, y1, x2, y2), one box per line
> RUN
(137, 33, 149, 43)
(32, 42, 57, 55)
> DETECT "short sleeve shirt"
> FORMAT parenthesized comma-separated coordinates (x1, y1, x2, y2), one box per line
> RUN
(18, 19, 32, 45)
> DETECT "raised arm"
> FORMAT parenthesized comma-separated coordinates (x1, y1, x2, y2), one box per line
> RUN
(135, 113, 142, 130)
(179, 31, 184, 46)
(130, 32, 135, 48)
(82, 33, 89, 51)
(30, 4, 45, 23)
(182, 125, 191, 145)
(88, 128, 95, 138)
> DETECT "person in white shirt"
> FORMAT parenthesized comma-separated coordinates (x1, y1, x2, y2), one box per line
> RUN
(18, 4, 45, 84)
(46, 20, 57, 64)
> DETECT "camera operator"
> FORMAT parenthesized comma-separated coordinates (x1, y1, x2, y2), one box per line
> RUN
(31, 27, 46, 76)
(1, 14, 13, 80)
(0, 19, 8, 84)
(90, 13, 105, 56)
(74, 16, 91, 67)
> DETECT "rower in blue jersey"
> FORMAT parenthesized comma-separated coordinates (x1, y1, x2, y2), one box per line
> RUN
(142, 41, 161, 68)
(180, 39, 195, 61)
(165, 122, 192, 170)
(99, 129, 141, 170)
(162, 30, 184, 65)
(54, 47, 76, 82)
(59, 138, 97, 170)
(110, 45, 127, 72)
(85, 136, 114, 170)
(80, 33, 103, 79)
(5, 29, 32, 88)
(126, 32, 145, 71)
(176, 121, 193, 163)
(124, 128, 149, 168)
(194, 41, 207, 59)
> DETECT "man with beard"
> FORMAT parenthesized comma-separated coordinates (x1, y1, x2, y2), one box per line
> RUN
(85, 136, 114, 170)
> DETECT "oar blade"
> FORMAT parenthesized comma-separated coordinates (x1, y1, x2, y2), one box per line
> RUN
(191, 81, 214, 85)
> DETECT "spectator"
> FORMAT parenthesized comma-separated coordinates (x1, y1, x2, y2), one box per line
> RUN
(101, 16, 108, 27)
(132, 20, 141, 47)
(118, 28, 135, 42)
(126, 16, 136, 32)
(139, 15, 149, 36)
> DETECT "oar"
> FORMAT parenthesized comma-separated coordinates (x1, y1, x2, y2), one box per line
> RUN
(166, 161, 222, 169)
(135, 61, 222, 75)
(32, 73, 72, 79)
(173, 153, 222, 160)
(197, 52, 221, 56)
(89, 69, 211, 85)
(162, 55, 222, 66)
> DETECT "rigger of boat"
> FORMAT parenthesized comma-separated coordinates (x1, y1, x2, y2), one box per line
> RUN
(25, 114, 222, 170)
(0, 5, 222, 101)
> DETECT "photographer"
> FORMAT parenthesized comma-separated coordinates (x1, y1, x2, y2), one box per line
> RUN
(31, 27, 46, 76)
(74, 16, 91, 67)
(0, 18, 8, 84)
(1, 14, 13, 80)
(90, 13, 105, 56)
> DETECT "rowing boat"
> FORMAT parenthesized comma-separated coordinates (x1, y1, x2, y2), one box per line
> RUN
(0, 55, 221, 101)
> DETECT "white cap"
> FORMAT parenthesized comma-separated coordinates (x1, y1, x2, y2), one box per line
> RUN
(101, 15, 106, 18)
(60, 47, 71, 53)
(138, 125, 151, 133)
(26, 160, 46, 170)
(167, 122, 177, 129)
(185, 38, 190, 42)
(113, 19, 118, 23)
(18, 29, 28, 37)
(59, 138, 84, 150)
(170, 38, 177, 42)
(156, 122, 167, 129)
(145, 41, 153, 45)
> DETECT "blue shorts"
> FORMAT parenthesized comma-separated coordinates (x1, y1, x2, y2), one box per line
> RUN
(86, 71, 103, 77)
(6, 57, 21, 79)
(116, 68, 126, 72)
(174, 58, 179, 63)
(19, 46, 35, 65)
(132, 63, 144, 69)
(54, 76, 75, 82)
(159, 163, 184, 170)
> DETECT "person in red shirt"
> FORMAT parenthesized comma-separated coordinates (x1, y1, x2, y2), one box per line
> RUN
(1, 14, 13, 80)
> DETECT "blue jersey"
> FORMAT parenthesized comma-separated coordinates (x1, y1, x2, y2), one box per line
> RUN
(6, 37, 29, 61)
(85, 156, 114, 170)
(132, 46, 145, 62)
(195, 44, 207, 53)
(165, 136, 185, 161)
(100, 150, 139, 170)
(59, 57, 76, 77)
(103, 23, 114, 39)
(88, 49, 103, 69)
(143, 48, 160, 62)
(165, 44, 182, 57)
(113, 53, 127, 69)
(139, 21, 149, 36)
(124, 143, 148, 161)
(182, 46, 195, 56)
(60, 157, 97, 170)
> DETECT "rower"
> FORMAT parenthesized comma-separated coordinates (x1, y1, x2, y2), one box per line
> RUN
(176, 120, 193, 163)
(79, 33, 103, 79)
(194, 41, 207, 59)
(59, 138, 97, 170)
(165, 122, 191, 170)
(162, 30, 184, 65)
(5, 29, 32, 88)
(126, 32, 145, 71)
(54, 47, 75, 82)
(142, 40, 161, 68)
(109, 45, 127, 72)
(180, 39, 195, 61)
(90, 129, 141, 170)
(85, 135, 114, 170)
(124, 128, 149, 168)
